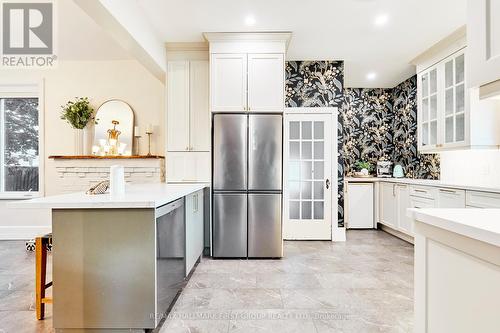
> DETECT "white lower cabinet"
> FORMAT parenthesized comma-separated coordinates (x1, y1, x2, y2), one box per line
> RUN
(396, 184, 412, 235)
(167, 152, 210, 183)
(185, 190, 204, 276)
(437, 188, 465, 208)
(346, 183, 374, 229)
(379, 182, 414, 236)
(380, 182, 398, 228)
(466, 190, 500, 208)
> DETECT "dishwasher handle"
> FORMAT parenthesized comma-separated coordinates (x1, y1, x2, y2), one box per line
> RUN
(156, 198, 184, 218)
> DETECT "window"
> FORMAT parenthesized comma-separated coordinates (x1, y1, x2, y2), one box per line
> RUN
(0, 84, 41, 198)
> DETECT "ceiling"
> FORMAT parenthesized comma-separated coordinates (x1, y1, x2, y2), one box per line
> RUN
(136, 0, 466, 88)
(58, 0, 131, 61)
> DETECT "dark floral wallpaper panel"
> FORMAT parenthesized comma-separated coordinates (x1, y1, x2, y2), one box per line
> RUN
(285, 63, 440, 230)
(285, 61, 346, 227)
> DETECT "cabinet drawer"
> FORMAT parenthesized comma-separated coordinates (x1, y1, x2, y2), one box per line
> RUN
(437, 188, 466, 208)
(466, 191, 500, 208)
(409, 185, 437, 200)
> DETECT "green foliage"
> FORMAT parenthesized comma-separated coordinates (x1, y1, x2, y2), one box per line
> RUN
(355, 161, 372, 171)
(60, 97, 95, 129)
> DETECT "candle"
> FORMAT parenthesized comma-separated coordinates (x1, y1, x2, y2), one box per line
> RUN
(134, 126, 140, 137)
(91, 145, 100, 155)
(146, 124, 153, 134)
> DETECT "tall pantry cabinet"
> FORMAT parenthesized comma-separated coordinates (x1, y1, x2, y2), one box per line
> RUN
(166, 46, 210, 183)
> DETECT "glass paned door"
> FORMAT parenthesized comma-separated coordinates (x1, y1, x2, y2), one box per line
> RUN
(420, 68, 438, 147)
(444, 52, 466, 144)
(284, 113, 333, 240)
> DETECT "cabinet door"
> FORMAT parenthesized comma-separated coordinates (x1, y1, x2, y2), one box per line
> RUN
(347, 183, 374, 229)
(437, 188, 466, 208)
(166, 152, 210, 183)
(167, 61, 190, 151)
(396, 184, 412, 235)
(468, 0, 500, 88)
(185, 190, 204, 275)
(210, 54, 247, 112)
(190, 60, 210, 151)
(443, 51, 467, 148)
(247, 54, 284, 112)
(418, 67, 439, 150)
(380, 182, 397, 228)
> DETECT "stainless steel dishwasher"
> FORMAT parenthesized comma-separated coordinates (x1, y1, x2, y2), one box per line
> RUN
(156, 198, 185, 319)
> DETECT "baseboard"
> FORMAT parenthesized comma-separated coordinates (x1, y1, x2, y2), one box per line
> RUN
(0, 226, 51, 240)
(378, 224, 414, 244)
(332, 226, 346, 242)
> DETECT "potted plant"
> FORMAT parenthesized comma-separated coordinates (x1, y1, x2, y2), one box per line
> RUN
(355, 161, 372, 176)
(60, 97, 95, 155)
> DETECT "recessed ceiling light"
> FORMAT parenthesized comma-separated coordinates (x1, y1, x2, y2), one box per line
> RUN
(245, 15, 256, 26)
(374, 14, 389, 26)
(367, 72, 377, 80)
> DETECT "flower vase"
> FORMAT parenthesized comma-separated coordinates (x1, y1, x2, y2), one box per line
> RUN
(83, 124, 93, 155)
(74, 129, 83, 155)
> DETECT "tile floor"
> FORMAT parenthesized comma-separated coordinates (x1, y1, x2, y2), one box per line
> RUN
(0, 230, 413, 333)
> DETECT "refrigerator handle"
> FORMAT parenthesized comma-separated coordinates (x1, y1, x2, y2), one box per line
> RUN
(251, 129, 257, 150)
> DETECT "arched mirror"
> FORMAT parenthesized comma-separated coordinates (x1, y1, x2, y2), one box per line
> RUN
(93, 100, 134, 156)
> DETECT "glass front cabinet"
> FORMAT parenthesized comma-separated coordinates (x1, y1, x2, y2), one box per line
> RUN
(418, 48, 468, 152)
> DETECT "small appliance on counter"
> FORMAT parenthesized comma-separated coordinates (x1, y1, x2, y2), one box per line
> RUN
(393, 164, 404, 178)
(377, 161, 393, 178)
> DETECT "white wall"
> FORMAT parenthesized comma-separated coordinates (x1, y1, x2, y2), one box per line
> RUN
(0, 59, 165, 239)
(440, 150, 500, 188)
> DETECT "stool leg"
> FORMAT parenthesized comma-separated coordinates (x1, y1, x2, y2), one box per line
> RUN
(35, 238, 47, 320)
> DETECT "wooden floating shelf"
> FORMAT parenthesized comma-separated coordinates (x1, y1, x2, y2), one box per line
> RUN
(49, 155, 164, 159)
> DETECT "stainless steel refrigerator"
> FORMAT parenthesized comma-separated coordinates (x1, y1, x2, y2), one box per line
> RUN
(212, 114, 282, 258)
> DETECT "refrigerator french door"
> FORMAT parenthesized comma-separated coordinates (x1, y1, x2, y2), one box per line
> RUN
(213, 114, 282, 258)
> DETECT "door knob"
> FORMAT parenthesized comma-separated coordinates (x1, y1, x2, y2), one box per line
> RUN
(326, 179, 330, 189)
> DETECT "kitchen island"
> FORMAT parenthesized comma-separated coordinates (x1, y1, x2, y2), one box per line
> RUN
(15, 183, 208, 332)
(409, 208, 500, 333)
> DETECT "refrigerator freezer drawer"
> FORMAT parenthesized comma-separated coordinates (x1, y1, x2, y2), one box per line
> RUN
(248, 115, 282, 191)
(213, 114, 247, 191)
(248, 193, 282, 258)
(213, 193, 247, 257)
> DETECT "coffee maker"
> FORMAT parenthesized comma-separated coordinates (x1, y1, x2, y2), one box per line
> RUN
(377, 161, 393, 178)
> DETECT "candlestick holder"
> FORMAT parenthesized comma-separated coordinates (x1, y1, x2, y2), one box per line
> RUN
(134, 136, 141, 156)
(146, 132, 152, 156)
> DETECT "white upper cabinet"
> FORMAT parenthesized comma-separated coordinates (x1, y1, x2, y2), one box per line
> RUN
(467, 0, 500, 94)
(167, 60, 210, 152)
(248, 53, 284, 112)
(205, 32, 291, 114)
(414, 28, 500, 153)
(167, 61, 190, 151)
(210, 54, 247, 112)
(190, 60, 210, 151)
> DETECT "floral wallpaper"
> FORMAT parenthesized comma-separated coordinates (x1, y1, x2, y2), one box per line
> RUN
(285, 61, 346, 227)
(342, 76, 440, 179)
(391, 76, 440, 179)
(285, 62, 440, 229)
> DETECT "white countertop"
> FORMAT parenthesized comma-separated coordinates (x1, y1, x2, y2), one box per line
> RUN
(11, 183, 208, 209)
(409, 208, 500, 248)
(345, 176, 500, 194)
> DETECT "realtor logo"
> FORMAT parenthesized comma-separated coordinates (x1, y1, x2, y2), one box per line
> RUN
(1, 1, 57, 67)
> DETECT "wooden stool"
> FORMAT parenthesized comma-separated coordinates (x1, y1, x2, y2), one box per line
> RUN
(35, 234, 52, 320)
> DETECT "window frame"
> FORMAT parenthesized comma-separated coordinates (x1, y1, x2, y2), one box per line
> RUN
(0, 81, 44, 199)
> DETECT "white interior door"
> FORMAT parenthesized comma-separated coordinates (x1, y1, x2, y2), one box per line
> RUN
(283, 113, 333, 240)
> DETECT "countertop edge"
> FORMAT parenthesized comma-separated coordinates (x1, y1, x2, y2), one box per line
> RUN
(345, 177, 500, 194)
(408, 208, 500, 248)
(8, 183, 209, 209)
